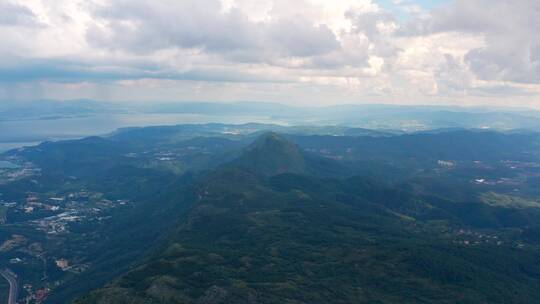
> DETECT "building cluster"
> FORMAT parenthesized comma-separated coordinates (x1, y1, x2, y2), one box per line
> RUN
(22, 283, 50, 304)
(0, 189, 131, 233)
(453, 229, 504, 246)
(437, 160, 456, 168)
(55, 258, 69, 270)
(0, 188, 131, 302)
(0, 158, 40, 184)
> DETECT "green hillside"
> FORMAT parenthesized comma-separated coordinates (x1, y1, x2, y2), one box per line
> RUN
(231, 132, 308, 176)
(74, 134, 540, 304)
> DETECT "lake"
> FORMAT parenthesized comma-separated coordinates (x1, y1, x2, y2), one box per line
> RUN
(0, 113, 287, 152)
(0, 161, 20, 169)
(0, 142, 41, 153)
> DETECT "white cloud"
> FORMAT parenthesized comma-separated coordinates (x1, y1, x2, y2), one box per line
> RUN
(86, 0, 341, 63)
(0, 0, 539, 108)
(405, 0, 540, 84)
(0, 1, 42, 27)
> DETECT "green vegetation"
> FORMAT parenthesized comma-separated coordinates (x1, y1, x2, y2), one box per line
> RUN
(480, 192, 540, 209)
(232, 132, 308, 176)
(74, 133, 540, 304)
(0, 205, 7, 223)
(2, 126, 540, 303)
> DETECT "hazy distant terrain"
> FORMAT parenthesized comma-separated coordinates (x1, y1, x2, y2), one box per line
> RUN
(2, 101, 540, 152)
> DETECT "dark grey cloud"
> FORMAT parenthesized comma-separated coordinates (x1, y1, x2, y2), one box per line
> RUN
(86, 0, 340, 63)
(0, 57, 292, 83)
(0, 2, 42, 27)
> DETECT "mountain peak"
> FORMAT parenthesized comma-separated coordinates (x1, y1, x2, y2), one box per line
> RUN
(233, 132, 307, 176)
(249, 132, 290, 148)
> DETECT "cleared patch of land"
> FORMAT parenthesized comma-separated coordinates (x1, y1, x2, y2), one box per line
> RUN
(480, 192, 540, 209)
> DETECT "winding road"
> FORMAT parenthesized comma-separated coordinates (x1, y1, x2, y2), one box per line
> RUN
(0, 269, 18, 304)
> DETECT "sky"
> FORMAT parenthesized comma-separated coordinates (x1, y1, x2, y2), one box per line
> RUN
(0, 0, 539, 107)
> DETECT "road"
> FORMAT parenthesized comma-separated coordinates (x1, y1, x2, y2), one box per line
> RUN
(0, 269, 18, 304)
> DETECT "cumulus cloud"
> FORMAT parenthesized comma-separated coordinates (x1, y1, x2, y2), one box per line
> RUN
(0, 0, 540, 107)
(0, 2, 42, 27)
(406, 0, 540, 84)
(86, 0, 340, 63)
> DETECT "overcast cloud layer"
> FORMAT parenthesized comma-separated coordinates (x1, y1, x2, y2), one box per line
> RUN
(0, 0, 539, 107)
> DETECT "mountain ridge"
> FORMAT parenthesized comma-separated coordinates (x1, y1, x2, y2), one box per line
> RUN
(231, 132, 308, 177)
(72, 132, 540, 304)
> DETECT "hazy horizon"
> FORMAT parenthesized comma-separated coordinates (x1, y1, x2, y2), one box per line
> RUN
(2, 99, 540, 111)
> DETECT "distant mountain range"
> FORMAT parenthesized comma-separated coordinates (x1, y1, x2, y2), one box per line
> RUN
(2, 100, 540, 131)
